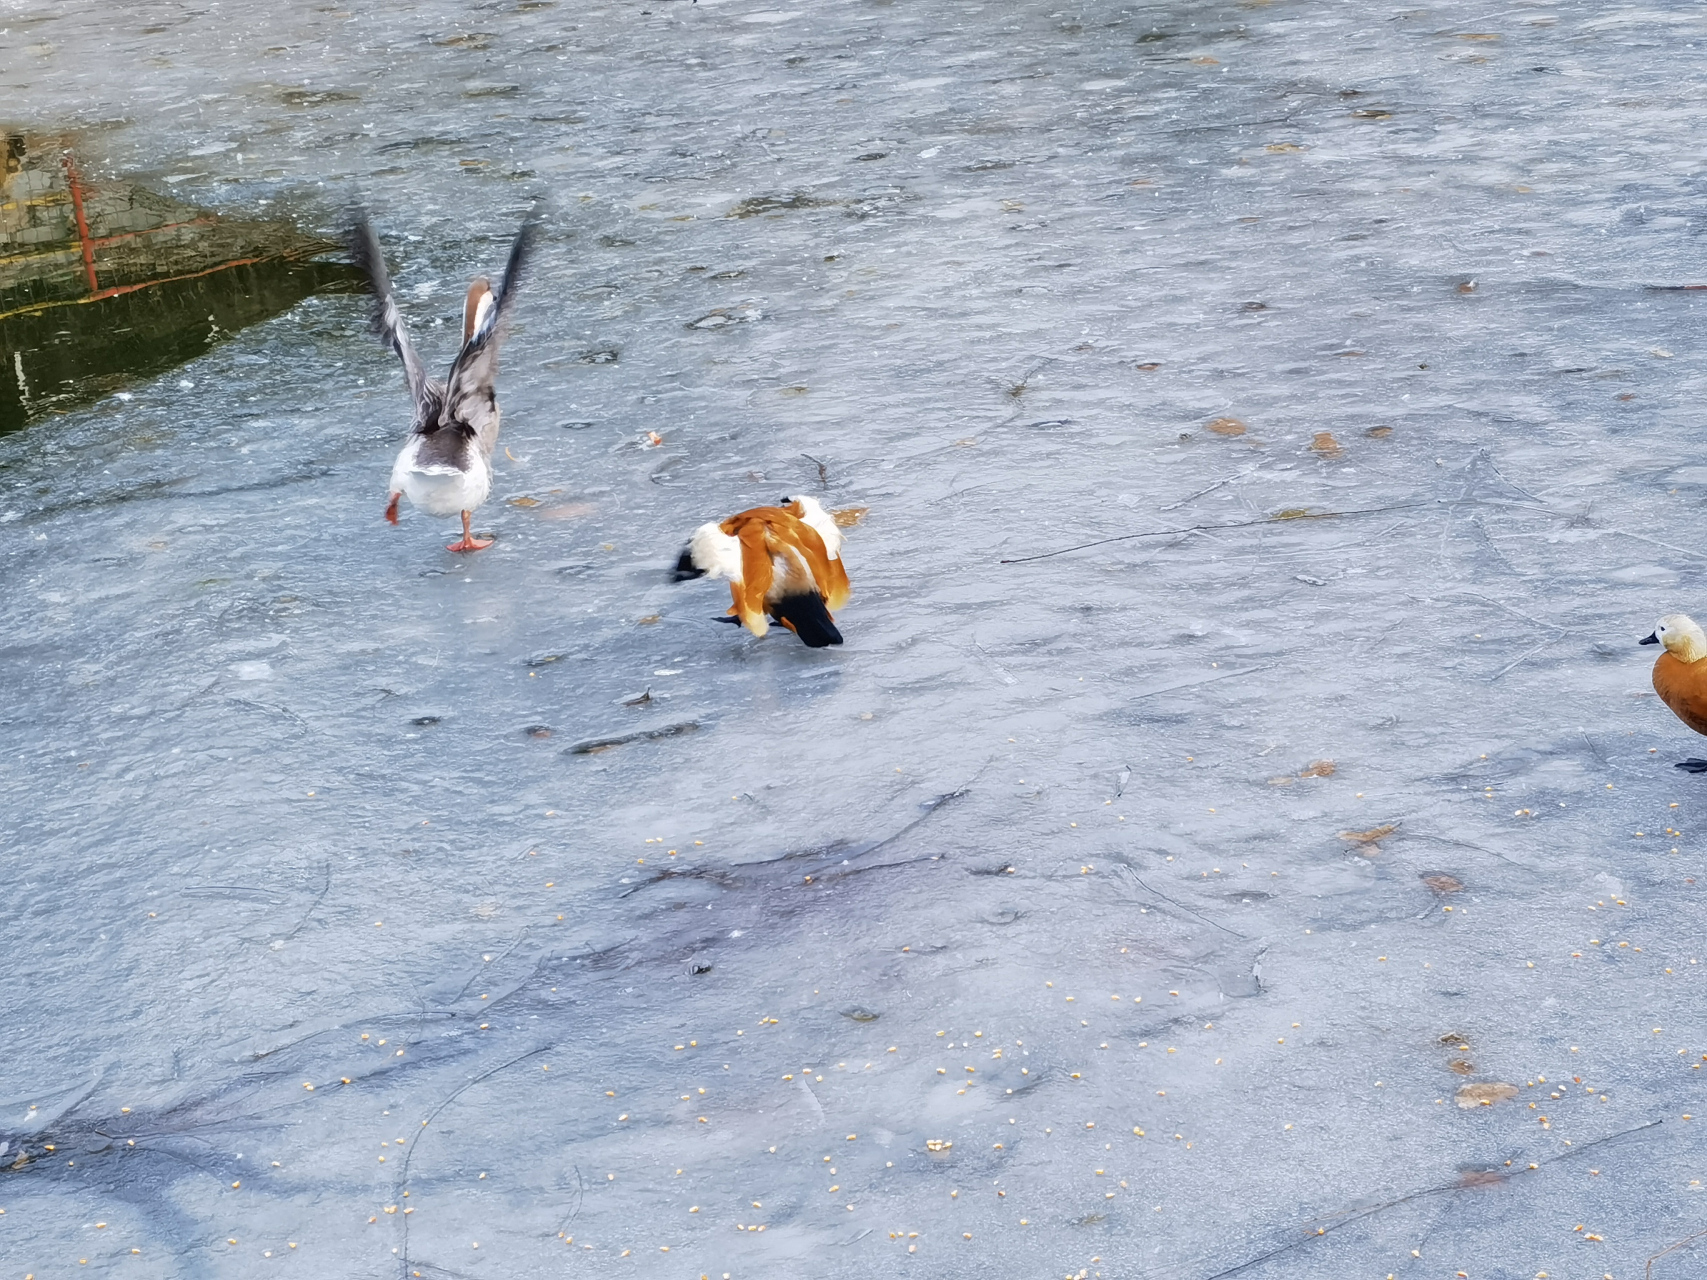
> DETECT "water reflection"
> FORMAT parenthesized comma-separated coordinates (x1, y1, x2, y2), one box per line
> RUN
(0, 133, 358, 433)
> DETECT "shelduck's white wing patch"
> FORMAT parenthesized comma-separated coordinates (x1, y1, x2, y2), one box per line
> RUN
(791, 495, 843, 559)
(770, 546, 815, 595)
(688, 522, 743, 582)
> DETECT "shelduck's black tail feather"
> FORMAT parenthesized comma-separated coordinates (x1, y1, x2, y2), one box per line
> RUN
(771, 592, 843, 647)
(672, 545, 704, 581)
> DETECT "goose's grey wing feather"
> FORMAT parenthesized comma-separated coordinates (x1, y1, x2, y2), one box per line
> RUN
(349, 214, 429, 410)
(438, 213, 538, 432)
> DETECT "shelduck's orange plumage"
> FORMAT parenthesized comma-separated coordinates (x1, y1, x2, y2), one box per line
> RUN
(672, 495, 850, 646)
(1642, 613, 1707, 771)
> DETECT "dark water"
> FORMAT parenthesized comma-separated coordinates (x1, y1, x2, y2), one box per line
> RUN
(1, 259, 361, 433)
(5, 3, 1707, 1278)
(0, 133, 359, 433)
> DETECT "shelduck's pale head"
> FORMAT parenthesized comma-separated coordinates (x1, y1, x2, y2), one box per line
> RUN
(1642, 614, 1707, 663)
(777, 494, 843, 560)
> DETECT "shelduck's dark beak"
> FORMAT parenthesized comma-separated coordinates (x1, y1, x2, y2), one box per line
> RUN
(1640, 633, 1659, 646)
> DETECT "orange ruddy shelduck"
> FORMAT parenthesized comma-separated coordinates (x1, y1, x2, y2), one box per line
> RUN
(672, 496, 851, 647)
(1642, 613, 1707, 772)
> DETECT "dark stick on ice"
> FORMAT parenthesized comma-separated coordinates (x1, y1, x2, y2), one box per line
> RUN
(1123, 866, 1246, 939)
(1004, 353, 1054, 398)
(553, 1165, 587, 1236)
(399, 1044, 554, 1274)
(1128, 664, 1275, 702)
(451, 927, 537, 1002)
(1606, 525, 1707, 562)
(1194, 1118, 1663, 1280)
(1488, 637, 1561, 682)
(281, 861, 332, 940)
(999, 501, 1432, 564)
(801, 453, 829, 487)
(734, 781, 974, 872)
(618, 863, 738, 899)
(1406, 830, 1525, 868)
(1649, 1225, 1707, 1278)
(1159, 460, 1270, 512)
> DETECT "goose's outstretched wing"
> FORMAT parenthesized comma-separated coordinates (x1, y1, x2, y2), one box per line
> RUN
(439, 213, 539, 430)
(349, 214, 429, 410)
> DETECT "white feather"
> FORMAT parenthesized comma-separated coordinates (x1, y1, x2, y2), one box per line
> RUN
(390, 437, 491, 518)
(770, 547, 813, 596)
(470, 289, 495, 339)
(791, 495, 843, 560)
(688, 522, 743, 582)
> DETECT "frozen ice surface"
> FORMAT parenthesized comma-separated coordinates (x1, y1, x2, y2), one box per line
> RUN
(4, 1, 1707, 1277)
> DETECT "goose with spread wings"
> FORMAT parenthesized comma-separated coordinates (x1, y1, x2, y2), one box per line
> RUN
(350, 213, 536, 552)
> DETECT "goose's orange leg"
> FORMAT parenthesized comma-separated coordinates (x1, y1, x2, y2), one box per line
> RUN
(385, 492, 401, 525)
(447, 510, 493, 553)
